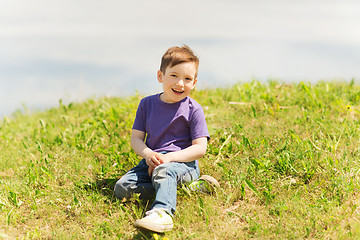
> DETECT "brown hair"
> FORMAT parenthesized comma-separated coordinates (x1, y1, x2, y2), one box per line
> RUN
(160, 45, 199, 78)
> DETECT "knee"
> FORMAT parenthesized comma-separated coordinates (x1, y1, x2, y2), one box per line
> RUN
(152, 163, 176, 181)
(114, 178, 132, 200)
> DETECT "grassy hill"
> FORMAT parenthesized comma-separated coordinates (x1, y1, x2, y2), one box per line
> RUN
(1, 80, 360, 239)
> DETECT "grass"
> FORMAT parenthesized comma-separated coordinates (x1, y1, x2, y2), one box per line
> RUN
(1, 80, 360, 239)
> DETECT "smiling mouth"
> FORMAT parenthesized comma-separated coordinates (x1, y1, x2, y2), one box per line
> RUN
(172, 88, 184, 94)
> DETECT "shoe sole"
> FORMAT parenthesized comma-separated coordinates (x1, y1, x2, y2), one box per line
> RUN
(134, 220, 173, 233)
(199, 175, 220, 188)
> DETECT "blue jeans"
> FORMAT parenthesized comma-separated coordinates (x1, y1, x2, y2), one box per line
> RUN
(114, 159, 200, 216)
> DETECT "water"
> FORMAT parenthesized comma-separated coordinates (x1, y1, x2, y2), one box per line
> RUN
(1, 0, 359, 118)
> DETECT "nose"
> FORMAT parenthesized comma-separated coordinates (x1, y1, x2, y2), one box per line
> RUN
(176, 79, 184, 87)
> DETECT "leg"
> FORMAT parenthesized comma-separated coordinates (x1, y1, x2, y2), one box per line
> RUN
(150, 161, 200, 216)
(114, 159, 155, 200)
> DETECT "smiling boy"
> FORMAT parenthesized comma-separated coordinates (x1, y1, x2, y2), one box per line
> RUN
(114, 45, 210, 233)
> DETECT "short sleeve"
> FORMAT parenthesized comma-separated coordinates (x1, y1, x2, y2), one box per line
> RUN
(132, 99, 146, 132)
(189, 106, 210, 140)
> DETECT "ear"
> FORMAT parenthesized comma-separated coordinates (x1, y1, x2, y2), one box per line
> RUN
(157, 70, 163, 83)
(191, 78, 198, 89)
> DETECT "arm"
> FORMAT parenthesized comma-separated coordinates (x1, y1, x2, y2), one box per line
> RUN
(159, 137, 208, 164)
(131, 129, 153, 161)
(131, 129, 162, 174)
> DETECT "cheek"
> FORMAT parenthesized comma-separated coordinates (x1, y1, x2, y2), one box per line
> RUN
(164, 82, 174, 88)
(186, 83, 195, 90)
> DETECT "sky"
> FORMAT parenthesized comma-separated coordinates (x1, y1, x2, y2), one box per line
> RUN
(1, 0, 360, 117)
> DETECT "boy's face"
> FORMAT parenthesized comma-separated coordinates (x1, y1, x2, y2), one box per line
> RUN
(157, 62, 198, 103)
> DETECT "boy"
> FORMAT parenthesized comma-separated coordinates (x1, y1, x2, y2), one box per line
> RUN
(114, 45, 210, 233)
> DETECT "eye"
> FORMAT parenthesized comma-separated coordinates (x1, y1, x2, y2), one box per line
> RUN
(170, 74, 177, 78)
(185, 77, 193, 81)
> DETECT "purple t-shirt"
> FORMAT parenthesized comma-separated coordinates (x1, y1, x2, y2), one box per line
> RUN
(132, 93, 210, 153)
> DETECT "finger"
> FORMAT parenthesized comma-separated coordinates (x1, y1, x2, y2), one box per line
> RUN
(146, 158, 155, 168)
(151, 156, 161, 166)
(154, 153, 164, 164)
(148, 167, 154, 176)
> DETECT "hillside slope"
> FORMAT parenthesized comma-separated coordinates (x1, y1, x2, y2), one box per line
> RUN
(1, 80, 360, 239)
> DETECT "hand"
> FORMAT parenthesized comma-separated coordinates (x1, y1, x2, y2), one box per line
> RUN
(145, 152, 175, 176)
(145, 152, 163, 169)
(157, 152, 174, 164)
(148, 166, 154, 176)
(146, 152, 164, 176)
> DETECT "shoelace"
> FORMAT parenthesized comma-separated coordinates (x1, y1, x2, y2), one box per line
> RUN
(190, 180, 209, 192)
(145, 209, 164, 219)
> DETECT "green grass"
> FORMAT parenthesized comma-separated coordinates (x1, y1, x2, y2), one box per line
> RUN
(1, 80, 360, 239)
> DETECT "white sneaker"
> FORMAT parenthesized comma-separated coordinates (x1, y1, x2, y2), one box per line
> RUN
(134, 208, 173, 233)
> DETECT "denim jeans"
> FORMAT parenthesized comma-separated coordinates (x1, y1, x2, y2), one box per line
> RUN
(114, 159, 200, 216)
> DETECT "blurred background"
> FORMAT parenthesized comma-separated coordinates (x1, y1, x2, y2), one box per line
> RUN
(1, 0, 359, 117)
